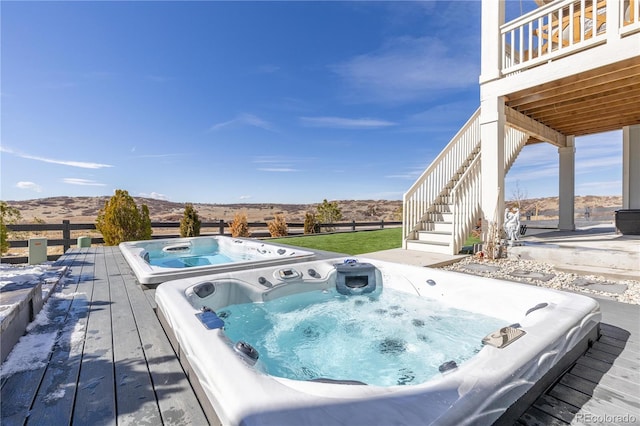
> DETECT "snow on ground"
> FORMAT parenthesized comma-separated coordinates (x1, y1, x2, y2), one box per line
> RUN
(0, 263, 86, 381)
(0, 263, 69, 303)
(0, 331, 59, 378)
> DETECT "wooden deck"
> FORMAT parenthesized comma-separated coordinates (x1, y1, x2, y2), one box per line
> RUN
(517, 298, 640, 425)
(1, 246, 639, 425)
(0, 246, 208, 426)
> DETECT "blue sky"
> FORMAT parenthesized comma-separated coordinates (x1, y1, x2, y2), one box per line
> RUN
(1, 1, 623, 204)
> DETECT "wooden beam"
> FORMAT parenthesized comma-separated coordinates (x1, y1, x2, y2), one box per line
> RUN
(510, 75, 640, 112)
(545, 106, 640, 130)
(529, 93, 640, 121)
(505, 106, 566, 147)
(506, 58, 640, 107)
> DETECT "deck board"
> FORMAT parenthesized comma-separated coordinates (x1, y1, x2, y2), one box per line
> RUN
(105, 247, 163, 425)
(532, 394, 581, 423)
(72, 247, 117, 425)
(520, 314, 640, 426)
(26, 249, 92, 425)
(108, 246, 208, 426)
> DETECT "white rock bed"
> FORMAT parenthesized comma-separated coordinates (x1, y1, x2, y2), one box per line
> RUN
(440, 257, 640, 305)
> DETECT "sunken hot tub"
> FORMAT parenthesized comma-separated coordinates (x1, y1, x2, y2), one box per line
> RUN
(155, 257, 600, 425)
(119, 236, 315, 285)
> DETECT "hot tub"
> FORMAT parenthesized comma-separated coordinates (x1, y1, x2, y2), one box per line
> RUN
(615, 209, 640, 235)
(119, 236, 315, 285)
(155, 257, 600, 426)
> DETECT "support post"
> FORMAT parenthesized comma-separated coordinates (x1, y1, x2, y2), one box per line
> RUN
(622, 125, 640, 209)
(62, 220, 71, 253)
(480, 95, 506, 238)
(479, 0, 505, 84)
(558, 136, 576, 231)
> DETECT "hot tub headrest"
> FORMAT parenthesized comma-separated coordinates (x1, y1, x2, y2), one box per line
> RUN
(334, 261, 377, 295)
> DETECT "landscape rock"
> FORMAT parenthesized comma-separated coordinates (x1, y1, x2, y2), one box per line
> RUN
(460, 263, 500, 273)
(572, 278, 628, 295)
(441, 257, 639, 305)
(509, 269, 556, 282)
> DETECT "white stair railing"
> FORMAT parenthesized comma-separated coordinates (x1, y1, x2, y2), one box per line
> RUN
(402, 108, 481, 246)
(448, 125, 529, 254)
(505, 125, 529, 172)
(451, 155, 482, 254)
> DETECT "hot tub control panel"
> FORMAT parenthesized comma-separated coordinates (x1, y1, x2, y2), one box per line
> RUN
(278, 268, 301, 280)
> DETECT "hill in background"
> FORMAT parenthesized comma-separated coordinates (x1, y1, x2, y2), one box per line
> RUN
(5, 195, 622, 224)
(6, 197, 404, 223)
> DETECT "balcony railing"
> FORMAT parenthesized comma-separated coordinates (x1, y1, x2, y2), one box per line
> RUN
(501, 0, 639, 74)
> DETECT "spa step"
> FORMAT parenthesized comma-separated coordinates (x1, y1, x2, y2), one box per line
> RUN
(406, 239, 453, 255)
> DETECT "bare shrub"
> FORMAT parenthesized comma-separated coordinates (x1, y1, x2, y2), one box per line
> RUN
(229, 211, 251, 238)
(267, 214, 288, 237)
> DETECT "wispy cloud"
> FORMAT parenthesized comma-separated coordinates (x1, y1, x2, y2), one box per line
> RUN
(252, 156, 310, 164)
(257, 167, 299, 172)
(138, 192, 169, 200)
(576, 180, 622, 195)
(574, 133, 622, 174)
(16, 181, 42, 192)
(385, 166, 425, 180)
(300, 116, 396, 129)
(405, 101, 478, 133)
(1, 147, 113, 169)
(131, 153, 186, 159)
(239, 195, 252, 200)
(332, 36, 479, 104)
(252, 155, 314, 173)
(506, 164, 558, 182)
(575, 156, 621, 173)
(62, 178, 107, 186)
(209, 113, 275, 132)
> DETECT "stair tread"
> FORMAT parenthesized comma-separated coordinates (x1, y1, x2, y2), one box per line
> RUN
(408, 240, 450, 247)
(418, 230, 452, 235)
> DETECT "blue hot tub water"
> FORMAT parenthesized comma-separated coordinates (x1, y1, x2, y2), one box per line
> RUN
(220, 287, 506, 387)
(146, 245, 252, 268)
(149, 253, 237, 268)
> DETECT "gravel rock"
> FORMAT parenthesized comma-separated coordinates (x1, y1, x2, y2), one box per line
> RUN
(440, 257, 640, 305)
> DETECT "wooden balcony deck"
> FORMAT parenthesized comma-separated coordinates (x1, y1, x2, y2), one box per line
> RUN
(1, 246, 638, 425)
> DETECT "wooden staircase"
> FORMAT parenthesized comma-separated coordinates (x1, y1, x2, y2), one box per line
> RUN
(406, 146, 480, 254)
(403, 108, 529, 255)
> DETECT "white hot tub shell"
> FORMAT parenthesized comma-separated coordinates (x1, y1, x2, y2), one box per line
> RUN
(119, 236, 316, 285)
(155, 257, 601, 426)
